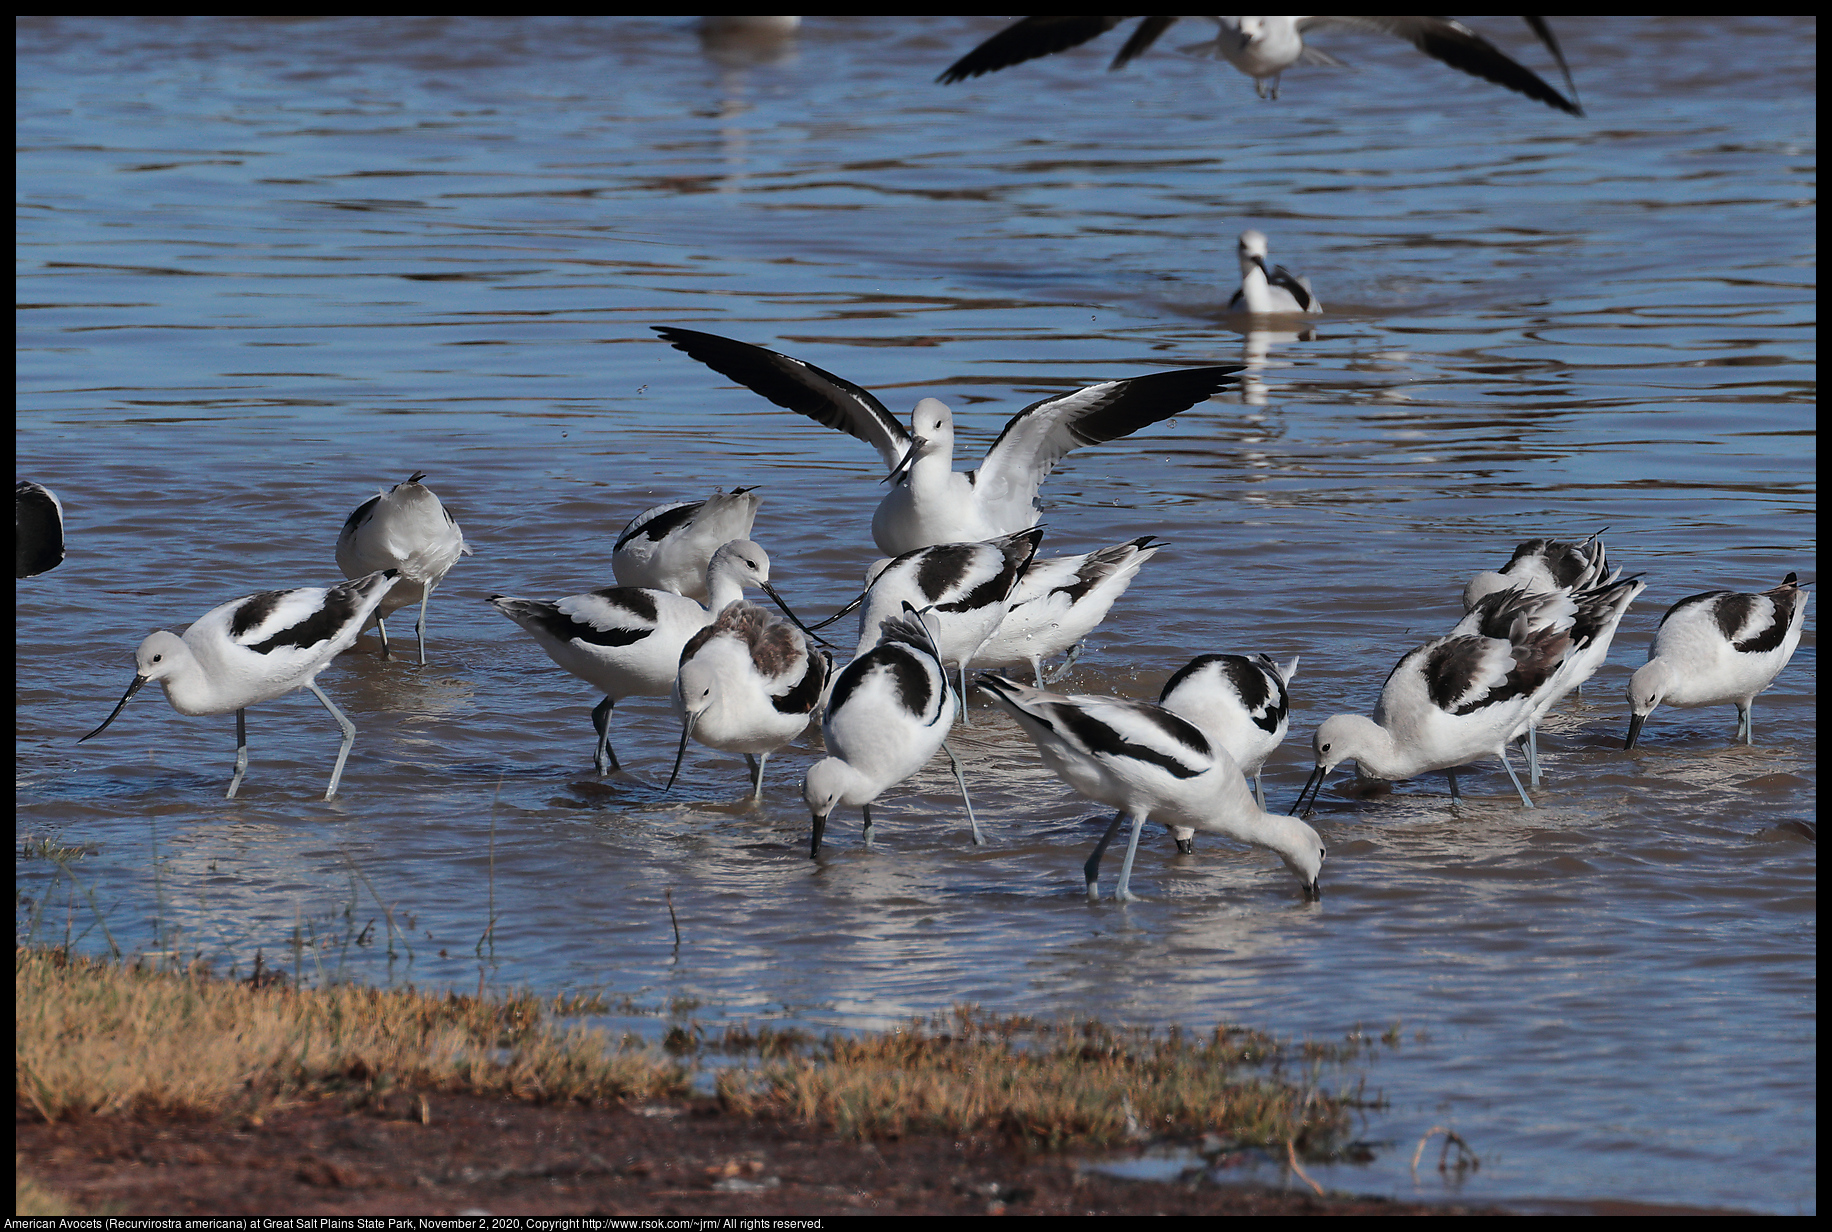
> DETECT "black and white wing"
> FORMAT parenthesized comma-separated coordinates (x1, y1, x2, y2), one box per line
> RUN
(937, 17, 1138, 83)
(653, 327, 911, 471)
(972, 366, 1238, 528)
(214, 571, 398, 658)
(1303, 17, 1582, 116)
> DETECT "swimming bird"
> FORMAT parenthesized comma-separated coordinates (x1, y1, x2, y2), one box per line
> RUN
(79, 570, 400, 800)
(335, 472, 471, 666)
(489, 540, 787, 776)
(937, 17, 1582, 116)
(612, 487, 761, 600)
(669, 598, 833, 801)
(1462, 530, 1615, 613)
(1626, 573, 1810, 749)
(652, 326, 1238, 556)
(1230, 230, 1320, 316)
(1157, 653, 1299, 842)
(978, 673, 1324, 902)
(805, 607, 980, 856)
(975, 535, 1163, 688)
(851, 528, 1044, 721)
(1293, 614, 1572, 815)
(16, 479, 65, 578)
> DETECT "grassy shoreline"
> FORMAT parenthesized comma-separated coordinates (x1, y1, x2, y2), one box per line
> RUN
(18, 945, 1382, 1211)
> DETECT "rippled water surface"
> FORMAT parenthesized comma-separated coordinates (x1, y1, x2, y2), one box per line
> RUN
(16, 16, 1816, 1213)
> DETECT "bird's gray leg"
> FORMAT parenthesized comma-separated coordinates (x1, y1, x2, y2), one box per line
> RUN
(1499, 745, 1535, 809)
(1084, 812, 1126, 901)
(861, 803, 873, 851)
(1112, 814, 1147, 903)
(1524, 726, 1542, 789)
(746, 752, 767, 802)
(307, 681, 358, 800)
(1030, 655, 1045, 690)
(375, 615, 391, 660)
(941, 739, 981, 845)
(590, 696, 618, 775)
(1044, 642, 1083, 686)
(1253, 770, 1266, 811)
(414, 585, 433, 667)
(1447, 768, 1459, 803)
(958, 661, 973, 727)
(227, 709, 249, 800)
(1738, 703, 1753, 745)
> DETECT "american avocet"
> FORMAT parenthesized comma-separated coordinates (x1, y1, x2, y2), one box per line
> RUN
(1462, 530, 1614, 612)
(16, 480, 65, 578)
(1626, 573, 1810, 749)
(852, 528, 1044, 721)
(79, 570, 400, 800)
(613, 487, 761, 601)
(1293, 615, 1572, 815)
(805, 607, 980, 856)
(976, 536, 1164, 689)
(653, 326, 1238, 556)
(335, 472, 471, 666)
(937, 17, 1582, 115)
(489, 539, 785, 776)
(668, 599, 833, 801)
(1231, 231, 1320, 317)
(1454, 576, 1647, 785)
(1158, 653, 1299, 844)
(978, 673, 1324, 902)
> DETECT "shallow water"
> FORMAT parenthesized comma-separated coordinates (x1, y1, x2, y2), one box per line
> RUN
(15, 16, 1815, 1214)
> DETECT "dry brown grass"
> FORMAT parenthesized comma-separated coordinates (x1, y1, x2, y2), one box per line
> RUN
(716, 1008, 1353, 1152)
(15, 948, 687, 1122)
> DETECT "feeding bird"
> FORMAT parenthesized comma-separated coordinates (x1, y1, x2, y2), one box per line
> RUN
(335, 471, 470, 666)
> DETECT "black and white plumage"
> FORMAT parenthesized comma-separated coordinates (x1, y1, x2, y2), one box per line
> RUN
(653, 326, 1238, 556)
(1294, 613, 1573, 814)
(1626, 573, 1810, 749)
(978, 673, 1325, 902)
(853, 528, 1044, 721)
(1462, 530, 1615, 613)
(937, 16, 1582, 116)
(1157, 652, 1299, 840)
(975, 536, 1163, 688)
(489, 539, 781, 775)
(804, 608, 980, 857)
(669, 599, 834, 802)
(79, 570, 400, 800)
(16, 479, 65, 578)
(1230, 230, 1319, 316)
(335, 471, 471, 666)
(612, 487, 761, 600)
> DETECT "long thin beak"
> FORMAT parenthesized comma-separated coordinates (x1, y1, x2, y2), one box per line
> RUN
(809, 812, 827, 859)
(1290, 762, 1328, 817)
(1624, 712, 1647, 750)
(1251, 254, 1270, 278)
(760, 582, 834, 648)
(881, 438, 926, 486)
(1302, 880, 1322, 902)
(664, 711, 697, 793)
(807, 587, 867, 632)
(80, 675, 149, 743)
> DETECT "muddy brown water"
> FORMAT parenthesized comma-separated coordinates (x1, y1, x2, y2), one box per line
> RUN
(16, 17, 1815, 1213)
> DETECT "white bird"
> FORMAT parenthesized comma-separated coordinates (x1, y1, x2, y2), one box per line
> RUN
(976, 536, 1163, 688)
(335, 472, 471, 666)
(653, 326, 1238, 556)
(937, 16, 1582, 116)
(612, 487, 761, 600)
(79, 570, 400, 800)
(1294, 613, 1572, 814)
(1157, 652, 1299, 844)
(1230, 231, 1320, 316)
(668, 599, 833, 801)
(1453, 576, 1646, 785)
(804, 607, 980, 857)
(1626, 573, 1810, 750)
(851, 528, 1044, 719)
(979, 673, 1324, 902)
(489, 539, 788, 776)
(1463, 530, 1615, 613)
(16, 479, 65, 578)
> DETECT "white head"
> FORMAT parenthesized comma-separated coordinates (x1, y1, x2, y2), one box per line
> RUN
(1623, 659, 1673, 749)
(1274, 815, 1326, 901)
(706, 539, 771, 590)
(80, 630, 191, 743)
(1237, 228, 1271, 275)
(907, 397, 954, 457)
(803, 756, 869, 858)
